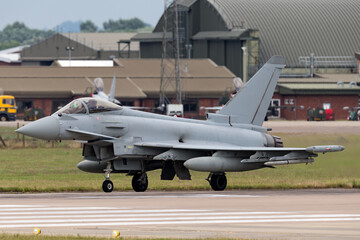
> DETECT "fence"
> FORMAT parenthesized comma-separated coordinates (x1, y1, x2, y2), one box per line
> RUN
(0, 123, 80, 149)
(298, 56, 357, 68)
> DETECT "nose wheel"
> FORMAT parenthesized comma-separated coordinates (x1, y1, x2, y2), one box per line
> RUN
(208, 173, 227, 191)
(132, 173, 148, 192)
(102, 180, 114, 192)
(102, 162, 114, 193)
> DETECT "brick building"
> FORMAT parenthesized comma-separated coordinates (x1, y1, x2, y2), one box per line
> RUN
(274, 74, 360, 120)
(1, 58, 359, 120)
(0, 58, 235, 119)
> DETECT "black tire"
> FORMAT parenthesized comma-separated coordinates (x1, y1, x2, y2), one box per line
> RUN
(0, 115, 8, 122)
(102, 180, 114, 193)
(132, 173, 148, 192)
(210, 174, 227, 191)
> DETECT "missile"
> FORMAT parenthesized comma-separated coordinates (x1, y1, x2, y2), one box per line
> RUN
(306, 145, 344, 153)
(264, 158, 314, 166)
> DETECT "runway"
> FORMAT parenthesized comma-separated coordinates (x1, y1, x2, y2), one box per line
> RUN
(0, 190, 359, 239)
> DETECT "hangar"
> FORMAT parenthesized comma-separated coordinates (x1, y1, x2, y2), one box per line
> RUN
(21, 33, 139, 66)
(133, 0, 360, 79)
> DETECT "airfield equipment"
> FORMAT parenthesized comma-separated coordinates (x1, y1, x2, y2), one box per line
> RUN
(23, 108, 45, 121)
(92, 76, 120, 105)
(17, 56, 344, 193)
(0, 95, 16, 121)
(160, 0, 184, 113)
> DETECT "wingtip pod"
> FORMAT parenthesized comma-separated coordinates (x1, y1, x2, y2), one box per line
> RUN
(267, 55, 286, 65)
(306, 145, 345, 153)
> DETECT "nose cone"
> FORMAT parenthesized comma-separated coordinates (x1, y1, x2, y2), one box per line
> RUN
(16, 116, 60, 140)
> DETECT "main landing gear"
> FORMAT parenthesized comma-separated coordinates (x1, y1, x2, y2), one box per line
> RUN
(207, 173, 227, 191)
(132, 173, 148, 192)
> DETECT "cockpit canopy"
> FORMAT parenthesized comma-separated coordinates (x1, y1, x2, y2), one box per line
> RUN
(55, 98, 123, 115)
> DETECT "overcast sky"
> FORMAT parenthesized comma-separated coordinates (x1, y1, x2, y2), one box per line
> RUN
(0, 0, 165, 30)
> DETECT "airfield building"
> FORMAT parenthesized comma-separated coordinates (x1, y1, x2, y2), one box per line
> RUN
(133, 0, 360, 79)
(0, 59, 235, 119)
(21, 33, 139, 66)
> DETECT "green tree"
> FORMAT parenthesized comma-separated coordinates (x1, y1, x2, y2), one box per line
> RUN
(102, 18, 150, 32)
(0, 22, 54, 50)
(0, 41, 20, 51)
(80, 20, 98, 32)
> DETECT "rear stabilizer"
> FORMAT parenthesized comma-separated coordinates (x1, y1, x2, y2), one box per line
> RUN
(108, 75, 116, 102)
(218, 56, 286, 126)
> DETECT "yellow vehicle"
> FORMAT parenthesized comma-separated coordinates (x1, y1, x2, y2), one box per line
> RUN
(0, 95, 17, 121)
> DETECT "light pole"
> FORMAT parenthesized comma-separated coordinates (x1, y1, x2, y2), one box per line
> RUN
(185, 44, 192, 59)
(65, 46, 75, 66)
(241, 46, 248, 83)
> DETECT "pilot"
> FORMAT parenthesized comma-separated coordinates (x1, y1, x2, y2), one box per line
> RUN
(87, 99, 97, 112)
(68, 100, 85, 114)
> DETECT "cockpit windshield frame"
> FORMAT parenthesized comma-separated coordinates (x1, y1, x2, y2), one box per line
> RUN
(54, 97, 123, 115)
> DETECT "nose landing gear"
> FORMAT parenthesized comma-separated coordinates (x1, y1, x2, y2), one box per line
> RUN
(102, 179, 114, 192)
(102, 162, 114, 193)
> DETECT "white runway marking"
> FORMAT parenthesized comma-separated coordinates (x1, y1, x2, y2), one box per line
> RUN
(0, 205, 359, 229)
(0, 209, 206, 215)
(0, 205, 43, 208)
(0, 207, 120, 211)
(1, 218, 360, 228)
(73, 194, 264, 199)
(1, 214, 360, 224)
(0, 211, 292, 220)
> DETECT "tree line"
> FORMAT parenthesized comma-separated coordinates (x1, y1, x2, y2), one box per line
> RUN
(0, 22, 54, 50)
(0, 18, 152, 50)
(81, 18, 151, 33)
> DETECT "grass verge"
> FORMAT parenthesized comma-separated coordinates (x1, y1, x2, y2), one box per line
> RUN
(0, 133, 359, 192)
(0, 233, 247, 240)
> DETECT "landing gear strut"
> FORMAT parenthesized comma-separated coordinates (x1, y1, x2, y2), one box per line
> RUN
(102, 162, 114, 193)
(207, 173, 227, 191)
(132, 173, 148, 192)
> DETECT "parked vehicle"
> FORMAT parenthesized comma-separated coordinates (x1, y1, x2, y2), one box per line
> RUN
(0, 95, 16, 121)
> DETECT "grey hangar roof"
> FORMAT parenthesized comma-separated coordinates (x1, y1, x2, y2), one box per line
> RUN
(153, 0, 360, 67)
(207, 0, 360, 66)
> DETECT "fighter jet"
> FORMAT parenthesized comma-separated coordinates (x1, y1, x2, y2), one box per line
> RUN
(92, 76, 120, 104)
(17, 56, 344, 193)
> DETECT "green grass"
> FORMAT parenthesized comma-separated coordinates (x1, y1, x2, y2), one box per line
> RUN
(0, 234, 113, 240)
(0, 132, 359, 192)
(0, 234, 248, 240)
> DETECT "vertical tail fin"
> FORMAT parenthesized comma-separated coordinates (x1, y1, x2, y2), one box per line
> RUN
(218, 56, 286, 126)
(108, 75, 116, 102)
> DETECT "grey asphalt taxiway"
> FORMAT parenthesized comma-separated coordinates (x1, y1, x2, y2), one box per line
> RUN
(0, 190, 359, 239)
